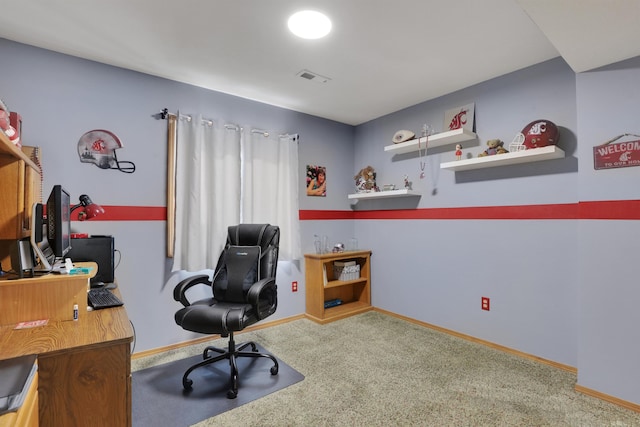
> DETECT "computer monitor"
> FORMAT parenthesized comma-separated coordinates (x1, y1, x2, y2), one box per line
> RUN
(46, 185, 72, 259)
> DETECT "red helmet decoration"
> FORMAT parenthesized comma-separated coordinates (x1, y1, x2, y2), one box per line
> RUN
(521, 120, 559, 149)
(77, 129, 136, 173)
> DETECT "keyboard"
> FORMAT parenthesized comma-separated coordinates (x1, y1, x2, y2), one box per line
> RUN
(88, 288, 124, 310)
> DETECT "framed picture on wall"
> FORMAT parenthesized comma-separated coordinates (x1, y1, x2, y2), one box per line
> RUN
(306, 165, 326, 197)
(443, 102, 475, 132)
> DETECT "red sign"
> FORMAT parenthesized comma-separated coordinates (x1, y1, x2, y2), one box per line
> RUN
(593, 138, 640, 170)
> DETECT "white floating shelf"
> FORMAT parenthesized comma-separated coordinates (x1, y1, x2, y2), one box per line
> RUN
(348, 189, 421, 200)
(384, 128, 477, 155)
(440, 145, 565, 171)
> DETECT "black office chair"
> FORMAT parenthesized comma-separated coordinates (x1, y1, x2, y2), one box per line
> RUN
(173, 224, 280, 399)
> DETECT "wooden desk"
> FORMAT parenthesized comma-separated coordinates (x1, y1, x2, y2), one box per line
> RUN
(0, 287, 133, 426)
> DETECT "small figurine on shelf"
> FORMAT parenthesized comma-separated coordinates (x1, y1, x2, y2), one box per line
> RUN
(478, 139, 509, 157)
(403, 175, 412, 190)
(354, 166, 379, 193)
(455, 144, 463, 160)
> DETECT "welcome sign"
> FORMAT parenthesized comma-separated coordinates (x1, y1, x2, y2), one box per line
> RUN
(593, 134, 640, 170)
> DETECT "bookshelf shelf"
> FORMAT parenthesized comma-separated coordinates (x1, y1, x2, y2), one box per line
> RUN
(304, 250, 372, 324)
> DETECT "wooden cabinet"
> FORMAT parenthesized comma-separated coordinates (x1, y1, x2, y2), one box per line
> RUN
(0, 280, 133, 427)
(37, 332, 131, 427)
(305, 250, 372, 324)
(0, 132, 42, 269)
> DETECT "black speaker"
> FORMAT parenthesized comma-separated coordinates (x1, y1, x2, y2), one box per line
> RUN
(11, 238, 35, 278)
(67, 236, 115, 286)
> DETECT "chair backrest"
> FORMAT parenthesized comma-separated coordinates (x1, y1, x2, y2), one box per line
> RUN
(212, 224, 279, 303)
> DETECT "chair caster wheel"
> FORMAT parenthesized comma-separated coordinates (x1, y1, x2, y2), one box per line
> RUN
(183, 378, 193, 390)
(270, 366, 279, 375)
(227, 389, 237, 399)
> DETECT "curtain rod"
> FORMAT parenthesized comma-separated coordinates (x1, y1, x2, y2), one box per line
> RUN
(160, 109, 296, 140)
(159, 108, 213, 126)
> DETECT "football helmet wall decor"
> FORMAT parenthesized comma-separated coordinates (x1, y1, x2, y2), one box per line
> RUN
(521, 120, 559, 149)
(77, 129, 136, 173)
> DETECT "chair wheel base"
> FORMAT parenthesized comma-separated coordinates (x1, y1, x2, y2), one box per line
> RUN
(179, 333, 279, 399)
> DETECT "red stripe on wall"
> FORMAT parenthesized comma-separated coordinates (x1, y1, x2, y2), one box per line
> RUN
(352, 203, 579, 220)
(72, 206, 167, 221)
(579, 200, 640, 220)
(299, 210, 356, 220)
(75, 200, 640, 222)
(301, 204, 578, 220)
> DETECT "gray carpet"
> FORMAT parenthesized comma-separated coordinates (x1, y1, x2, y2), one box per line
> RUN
(132, 344, 304, 427)
(132, 311, 640, 426)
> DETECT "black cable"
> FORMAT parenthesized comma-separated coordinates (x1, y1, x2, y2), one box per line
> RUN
(114, 249, 122, 270)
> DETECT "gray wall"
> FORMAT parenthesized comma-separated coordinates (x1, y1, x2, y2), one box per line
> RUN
(2, 38, 640, 406)
(354, 58, 579, 367)
(351, 56, 640, 406)
(575, 57, 640, 403)
(0, 39, 354, 352)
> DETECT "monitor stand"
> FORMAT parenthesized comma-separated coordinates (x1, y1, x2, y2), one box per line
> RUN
(31, 242, 53, 273)
(30, 202, 53, 273)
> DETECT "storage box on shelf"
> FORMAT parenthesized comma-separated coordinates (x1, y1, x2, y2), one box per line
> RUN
(333, 260, 360, 281)
(305, 250, 372, 324)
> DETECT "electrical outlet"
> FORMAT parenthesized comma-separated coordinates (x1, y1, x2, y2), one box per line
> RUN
(291, 281, 298, 292)
(481, 297, 490, 311)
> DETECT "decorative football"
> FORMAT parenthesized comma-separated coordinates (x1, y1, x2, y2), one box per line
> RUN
(392, 129, 415, 144)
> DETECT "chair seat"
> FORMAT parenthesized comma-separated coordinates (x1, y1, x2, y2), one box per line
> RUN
(175, 302, 256, 334)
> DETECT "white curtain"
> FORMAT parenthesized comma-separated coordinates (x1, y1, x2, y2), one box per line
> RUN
(242, 132, 302, 261)
(172, 114, 240, 271)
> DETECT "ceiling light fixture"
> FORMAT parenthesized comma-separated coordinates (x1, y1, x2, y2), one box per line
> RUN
(288, 10, 332, 39)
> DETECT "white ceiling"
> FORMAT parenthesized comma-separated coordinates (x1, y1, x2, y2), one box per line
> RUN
(0, 0, 639, 126)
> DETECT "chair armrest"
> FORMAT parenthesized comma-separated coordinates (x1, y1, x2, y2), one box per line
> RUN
(247, 278, 277, 320)
(173, 274, 211, 307)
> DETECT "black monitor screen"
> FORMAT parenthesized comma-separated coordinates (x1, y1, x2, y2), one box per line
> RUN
(46, 185, 72, 258)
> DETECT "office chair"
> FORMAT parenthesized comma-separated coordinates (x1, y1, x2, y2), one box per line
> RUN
(173, 224, 280, 399)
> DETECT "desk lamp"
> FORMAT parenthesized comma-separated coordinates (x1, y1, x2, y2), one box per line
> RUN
(71, 194, 105, 221)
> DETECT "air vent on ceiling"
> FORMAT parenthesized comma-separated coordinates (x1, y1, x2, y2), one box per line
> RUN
(296, 69, 331, 84)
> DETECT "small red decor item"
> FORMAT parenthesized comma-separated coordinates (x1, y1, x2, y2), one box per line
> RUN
(9, 111, 22, 142)
(593, 134, 640, 170)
